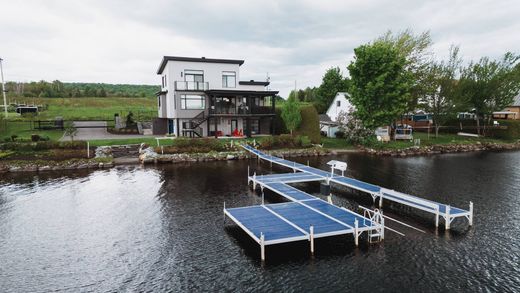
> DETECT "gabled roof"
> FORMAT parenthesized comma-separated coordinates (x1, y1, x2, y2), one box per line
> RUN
(157, 56, 245, 74)
(319, 114, 332, 122)
(326, 92, 351, 113)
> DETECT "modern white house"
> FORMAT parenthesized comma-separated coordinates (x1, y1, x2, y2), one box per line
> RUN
(319, 92, 354, 137)
(155, 56, 278, 137)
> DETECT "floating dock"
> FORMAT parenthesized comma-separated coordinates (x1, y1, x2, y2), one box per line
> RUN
(242, 144, 473, 230)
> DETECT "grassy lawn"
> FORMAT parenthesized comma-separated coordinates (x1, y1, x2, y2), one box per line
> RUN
(321, 137, 356, 149)
(6, 96, 157, 120)
(1, 120, 64, 141)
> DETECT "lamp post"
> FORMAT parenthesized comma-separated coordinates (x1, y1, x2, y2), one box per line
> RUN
(0, 58, 7, 118)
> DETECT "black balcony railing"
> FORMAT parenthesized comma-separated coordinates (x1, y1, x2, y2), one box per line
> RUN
(175, 81, 209, 91)
(209, 105, 274, 115)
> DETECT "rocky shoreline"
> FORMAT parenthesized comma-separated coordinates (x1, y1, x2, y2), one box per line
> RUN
(362, 141, 520, 157)
(2, 141, 519, 173)
(138, 145, 330, 164)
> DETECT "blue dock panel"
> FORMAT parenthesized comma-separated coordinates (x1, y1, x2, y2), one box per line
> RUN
(303, 199, 372, 228)
(265, 202, 350, 235)
(226, 206, 307, 242)
(264, 182, 316, 201)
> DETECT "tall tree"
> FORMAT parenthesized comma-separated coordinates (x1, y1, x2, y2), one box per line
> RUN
(316, 67, 348, 113)
(377, 29, 433, 112)
(420, 46, 462, 137)
(281, 96, 302, 135)
(347, 41, 414, 130)
(457, 52, 520, 135)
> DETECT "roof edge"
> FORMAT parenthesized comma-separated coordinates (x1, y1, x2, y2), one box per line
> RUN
(157, 56, 245, 74)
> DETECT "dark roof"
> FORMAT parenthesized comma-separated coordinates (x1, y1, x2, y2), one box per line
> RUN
(239, 80, 270, 86)
(319, 114, 331, 122)
(157, 56, 245, 74)
(205, 89, 279, 96)
(155, 90, 168, 96)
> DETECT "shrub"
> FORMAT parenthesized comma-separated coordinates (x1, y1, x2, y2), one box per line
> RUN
(273, 108, 288, 135)
(278, 134, 296, 148)
(260, 136, 275, 150)
(493, 120, 520, 140)
(295, 105, 321, 144)
(298, 136, 312, 148)
(335, 130, 345, 138)
(31, 134, 41, 142)
(11, 135, 18, 142)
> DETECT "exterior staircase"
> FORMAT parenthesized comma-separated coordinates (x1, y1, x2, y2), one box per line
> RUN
(182, 111, 207, 137)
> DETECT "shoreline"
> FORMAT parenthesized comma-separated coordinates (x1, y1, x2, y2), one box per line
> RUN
(1, 141, 519, 173)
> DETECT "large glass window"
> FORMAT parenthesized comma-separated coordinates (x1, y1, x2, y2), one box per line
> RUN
(222, 71, 236, 88)
(184, 70, 204, 82)
(180, 95, 205, 110)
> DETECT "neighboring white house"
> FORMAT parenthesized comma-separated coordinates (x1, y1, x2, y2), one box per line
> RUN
(155, 56, 278, 137)
(319, 92, 354, 137)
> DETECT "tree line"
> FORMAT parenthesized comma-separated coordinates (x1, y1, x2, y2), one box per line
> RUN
(291, 29, 520, 136)
(4, 80, 160, 98)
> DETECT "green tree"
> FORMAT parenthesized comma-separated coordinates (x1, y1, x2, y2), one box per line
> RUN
(347, 40, 414, 130)
(377, 29, 433, 112)
(420, 46, 462, 137)
(457, 52, 520, 135)
(316, 67, 348, 113)
(281, 96, 302, 135)
(64, 121, 78, 141)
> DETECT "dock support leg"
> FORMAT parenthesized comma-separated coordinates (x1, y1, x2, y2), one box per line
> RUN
(379, 195, 383, 208)
(320, 182, 330, 195)
(469, 201, 473, 226)
(260, 233, 265, 261)
(445, 205, 451, 230)
(354, 219, 359, 246)
(327, 194, 333, 204)
(310, 225, 314, 254)
(261, 186, 265, 205)
(252, 172, 257, 191)
(435, 211, 439, 228)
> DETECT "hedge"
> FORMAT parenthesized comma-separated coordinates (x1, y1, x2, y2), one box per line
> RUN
(296, 105, 321, 144)
(493, 120, 520, 140)
(273, 108, 288, 135)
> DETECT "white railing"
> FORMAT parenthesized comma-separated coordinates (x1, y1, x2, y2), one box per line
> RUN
(175, 81, 209, 91)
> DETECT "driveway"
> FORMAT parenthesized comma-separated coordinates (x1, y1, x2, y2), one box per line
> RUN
(60, 121, 155, 141)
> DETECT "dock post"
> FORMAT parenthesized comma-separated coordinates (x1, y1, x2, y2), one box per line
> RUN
(223, 202, 226, 222)
(379, 195, 383, 208)
(261, 186, 265, 205)
(469, 201, 473, 226)
(445, 205, 451, 230)
(327, 194, 333, 204)
(87, 141, 90, 158)
(354, 219, 359, 246)
(310, 225, 314, 254)
(260, 233, 265, 261)
(435, 209, 439, 228)
(252, 172, 257, 190)
(380, 216, 385, 240)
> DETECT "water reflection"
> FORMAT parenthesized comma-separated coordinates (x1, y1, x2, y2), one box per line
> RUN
(0, 151, 519, 292)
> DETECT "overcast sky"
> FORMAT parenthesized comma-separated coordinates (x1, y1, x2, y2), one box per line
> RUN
(1, 0, 519, 96)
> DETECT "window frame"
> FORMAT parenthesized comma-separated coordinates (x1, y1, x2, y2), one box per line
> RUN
(222, 71, 236, 88)
(180, 94, 206, 110)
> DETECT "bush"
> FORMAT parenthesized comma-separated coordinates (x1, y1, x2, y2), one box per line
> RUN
(31, 134, 41, 142)
(260, 136, 275, 150)
(158, 138, 225, 154)
(295, 105, 321, 144)
(335, 130, 345, 138)
(493, 120, 520, 140)
(298, 135, 312, 148)
(273, 108, 288, 135)
(278, 134, 296, 148)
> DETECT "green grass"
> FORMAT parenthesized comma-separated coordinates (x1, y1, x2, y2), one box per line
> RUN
(6, 96, 157, 120)
(321, 137, 355, 149)
(1, 120, 64, 142)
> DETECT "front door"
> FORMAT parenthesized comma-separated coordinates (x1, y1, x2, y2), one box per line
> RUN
(168, 119, 174, 134)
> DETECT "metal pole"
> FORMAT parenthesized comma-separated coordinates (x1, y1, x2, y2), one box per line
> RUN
(260, 233, 265, 261)
(469, 201, 473, 226)
(0, 58, 7, 118)
(354, 219, 359, 246)
(445, 205, 451, 230)
(87, 141, 90, 158)
(310, 225, 314, 254)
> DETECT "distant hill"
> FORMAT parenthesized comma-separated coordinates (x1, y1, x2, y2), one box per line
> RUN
(4, 80, 160, 98)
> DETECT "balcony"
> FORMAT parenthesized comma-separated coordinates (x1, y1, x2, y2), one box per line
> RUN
(175, 81, 209, 91)
(209, 104, 274, 115)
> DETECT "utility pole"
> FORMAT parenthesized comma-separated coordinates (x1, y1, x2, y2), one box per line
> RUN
(0, 58, 7, 118)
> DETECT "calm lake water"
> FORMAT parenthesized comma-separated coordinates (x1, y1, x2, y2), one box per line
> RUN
(1, 151, 519, 292)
